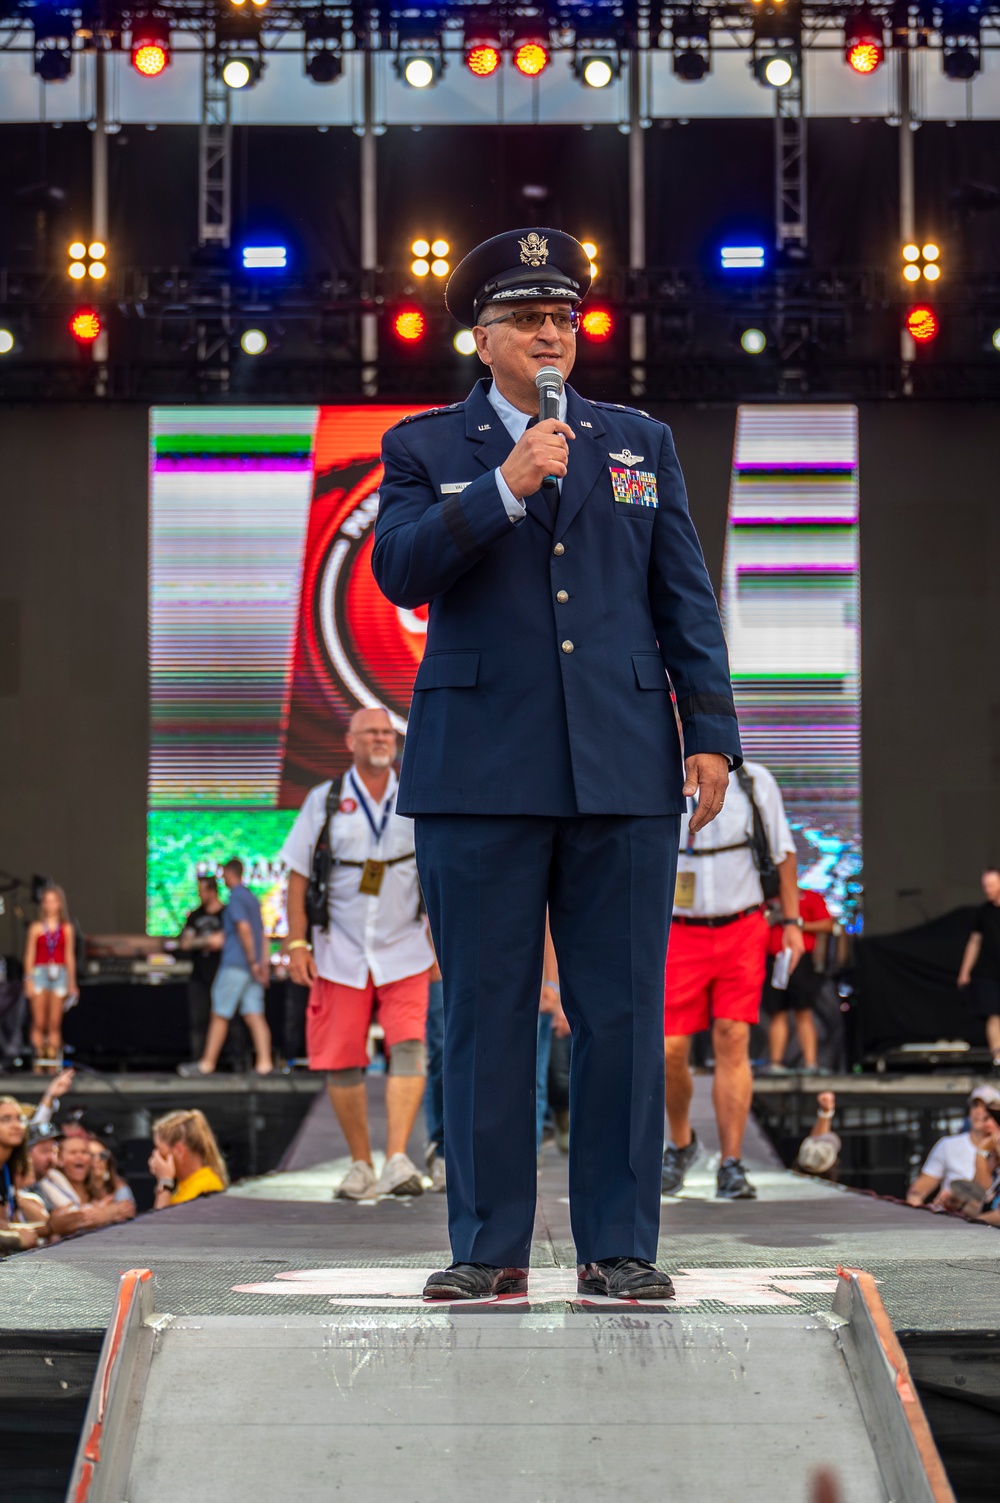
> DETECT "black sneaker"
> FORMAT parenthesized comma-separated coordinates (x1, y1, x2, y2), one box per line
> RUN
(577, 1258, 675, 1300)
(423, 1264, 528, 1300)
(716, 1157, 757, 1199)
(661, 1130, 700, 1193)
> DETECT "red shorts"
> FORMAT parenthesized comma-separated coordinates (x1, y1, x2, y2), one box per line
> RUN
(306, 971, 430, 1072)
(664, 910, 768, 1036)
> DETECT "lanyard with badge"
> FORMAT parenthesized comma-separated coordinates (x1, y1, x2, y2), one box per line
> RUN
(675, 799, 698, 908)
(349, 773, 391, 896)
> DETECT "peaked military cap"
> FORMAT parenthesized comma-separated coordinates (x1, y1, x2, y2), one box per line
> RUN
(445, 228, 593, 328)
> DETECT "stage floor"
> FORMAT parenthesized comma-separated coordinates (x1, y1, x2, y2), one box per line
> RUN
(2, 1075, 997, 1333)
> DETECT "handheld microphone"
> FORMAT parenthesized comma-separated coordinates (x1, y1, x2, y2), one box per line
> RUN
(535, 365, 564, 495)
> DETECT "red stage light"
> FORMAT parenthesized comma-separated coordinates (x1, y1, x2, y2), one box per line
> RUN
(132, 41, 169, 76)
(393, 308, 426, 343)
(847, 40, 882, 73)
(466, 43, 501, 77)
(580, 308, 614, 342)
(514, 41, 549, 77)
(906, 305, 938, 343)
(70, 308, 102, 343)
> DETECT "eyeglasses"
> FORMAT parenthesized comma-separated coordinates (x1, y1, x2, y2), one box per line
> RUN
(482, 309, 579, 334)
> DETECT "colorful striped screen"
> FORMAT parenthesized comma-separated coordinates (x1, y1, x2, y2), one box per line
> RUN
(721, 404, 861, 924)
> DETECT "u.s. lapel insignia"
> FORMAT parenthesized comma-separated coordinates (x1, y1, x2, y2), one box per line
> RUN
(519, 232, 549, 267)
(478, 423, 491, 431)
(609, 448, 644, 468)
(580, 420, 593, 429)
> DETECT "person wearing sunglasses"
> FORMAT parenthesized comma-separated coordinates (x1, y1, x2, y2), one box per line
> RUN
(374, 229, 740, 1304)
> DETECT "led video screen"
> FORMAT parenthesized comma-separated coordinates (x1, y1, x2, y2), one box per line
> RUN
(149, 403, 861, 933)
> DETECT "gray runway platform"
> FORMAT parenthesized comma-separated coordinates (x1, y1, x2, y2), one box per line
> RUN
(2, 1076, 989, 1501)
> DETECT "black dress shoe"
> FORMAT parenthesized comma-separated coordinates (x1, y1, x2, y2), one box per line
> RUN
(577, 1258, 676, 1300)
(423, 1263, 529, 1300)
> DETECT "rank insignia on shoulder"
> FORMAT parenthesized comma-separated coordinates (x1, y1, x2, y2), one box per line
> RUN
(610, 467, 658, 508)
(592, 400, 653, 420)
(393, 403, 462, 427)
(609, 448, 644, 468)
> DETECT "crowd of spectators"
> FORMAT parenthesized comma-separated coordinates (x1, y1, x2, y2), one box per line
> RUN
(0, 1070, 231, 1258)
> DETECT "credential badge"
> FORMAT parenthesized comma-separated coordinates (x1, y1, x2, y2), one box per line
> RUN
(609, 448, 644, 468)
(519, 232, 549, 267)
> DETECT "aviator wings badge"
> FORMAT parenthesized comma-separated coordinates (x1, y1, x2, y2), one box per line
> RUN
(609, 448, 645, 468)
(519, 233, 550, 267)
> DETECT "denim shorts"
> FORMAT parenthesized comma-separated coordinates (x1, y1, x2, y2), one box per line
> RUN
(211, 965, 265, 1020)
(32, 965, 69, 998)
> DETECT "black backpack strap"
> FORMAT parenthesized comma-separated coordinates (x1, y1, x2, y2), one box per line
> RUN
(734, 766, 781, 900)
(305, 778, 342, 933)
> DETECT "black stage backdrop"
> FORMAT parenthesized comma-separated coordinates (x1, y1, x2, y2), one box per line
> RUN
(1, 400, 998, 947)
(855, 907, 985, 1054)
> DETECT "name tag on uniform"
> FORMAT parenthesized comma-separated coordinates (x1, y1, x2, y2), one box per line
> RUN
(359, 859, 386, 896)
(610, 468, 658, 508)
(675, 871, 696, 908)
(440, 482, 471, 495)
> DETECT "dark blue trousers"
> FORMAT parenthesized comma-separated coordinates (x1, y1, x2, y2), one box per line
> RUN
(414, 813, 679, 1268)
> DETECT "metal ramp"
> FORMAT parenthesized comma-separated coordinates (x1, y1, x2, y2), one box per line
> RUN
(67, 1267, 954, 1503)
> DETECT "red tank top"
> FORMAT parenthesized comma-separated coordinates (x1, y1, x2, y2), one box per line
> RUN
(35, 925, 67, 965)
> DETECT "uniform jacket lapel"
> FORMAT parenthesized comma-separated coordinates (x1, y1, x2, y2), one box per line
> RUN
(464, 379, 515, 474)
(555, 387, 607, 541)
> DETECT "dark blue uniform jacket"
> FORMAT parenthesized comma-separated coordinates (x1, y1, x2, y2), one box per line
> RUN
(373, 378, 741, 817)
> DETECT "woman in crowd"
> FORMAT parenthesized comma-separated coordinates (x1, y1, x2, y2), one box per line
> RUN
(88, 1136, 137, 1213)
(149, 1108, 229, 1209)
(0, 1096, 49, 1253)
(22, 883, 77, 1073)
(35, 1124, 135, 1237)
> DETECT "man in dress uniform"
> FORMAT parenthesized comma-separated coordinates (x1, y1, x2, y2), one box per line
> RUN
(372, 229, 741, 1301)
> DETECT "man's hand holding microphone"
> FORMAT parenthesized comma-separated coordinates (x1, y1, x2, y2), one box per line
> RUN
(500, 418, 575, 501)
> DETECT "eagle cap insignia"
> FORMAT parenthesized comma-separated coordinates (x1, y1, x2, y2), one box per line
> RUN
(519, 232, 549, 267)
(609, 448, 644, 467)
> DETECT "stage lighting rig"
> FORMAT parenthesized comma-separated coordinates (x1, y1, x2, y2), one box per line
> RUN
(0, 328, 16, 356)
(393, 307, 427, 342)
(394, 13, 446, 88)
(67, 240, 107, 281)
(844, 10, 884, 74)
(751, 1, 801, 90)
(410, 238, 450, 277)
(740, 328, 767, 354)
(130, 14, 171, 77)
(906, 305, 938, 342)
(671, 11, 712, 83)
(240, 328, 268, 354)
(570, 12, 623, 89)
(464, 20, 502, 78)
(941, 4, 981, 79)
(69, 307, 102, 344)
(33, 6, 74, 82)
(304, 13, 344, 83)
(215, 13, 264, 89)
(581, 240, 599, 278)
(580, 308, 614, 341)
(454, 329, 477, 354)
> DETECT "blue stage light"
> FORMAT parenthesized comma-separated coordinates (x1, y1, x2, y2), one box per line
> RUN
(721, 245, 766, 271)
(242, 245, 288, 270)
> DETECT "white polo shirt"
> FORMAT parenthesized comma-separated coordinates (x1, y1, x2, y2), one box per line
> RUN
(674, 760, 796, 919)
(280, 768, 434, 989)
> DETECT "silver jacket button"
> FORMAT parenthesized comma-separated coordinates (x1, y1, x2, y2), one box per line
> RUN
(553, 542, 565, 556)
(561, 640, 574, 654)
(556, 590, 569, 604)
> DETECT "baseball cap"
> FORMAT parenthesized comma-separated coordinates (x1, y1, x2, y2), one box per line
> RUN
(968, 1083, 1000, 1108)
(797, 1132, 841, 1175)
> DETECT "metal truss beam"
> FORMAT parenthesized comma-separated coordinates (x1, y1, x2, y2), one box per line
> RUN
(199, 51, 232, 248)
(775, 66, 807, 251)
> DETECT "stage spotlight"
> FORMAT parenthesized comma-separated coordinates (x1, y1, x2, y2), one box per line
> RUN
(240, 328, 268, 354)
(740, 328, 767, 354)
(991, 328, 1000, 352)
(901, 242, 941, 283)
(306, 49, 343, 83)
(242, 245, 288, 270)
(844, 11, 883, 74)
(672, 12, 711, 82)
(431, 259, 449, 277)
(941, 6, 981, 79)
(88, 260, 106, 280)
(34, 8, 74, 82)
(221, 55, 261, 88)
(431, 239, 449, 258)
(581, 240, 599, 278)
(755, 52, 797, 88)
(514, 39, 549, 77)
(465, 40, 501, 77)
(412, 239, 430, 257)
(411, 258, 430, 276)
(454, 329, 477, 355)
(721, 245, 765, 271)
(398, 54, 442, 88)
(923, 243, 940, 262)
(903, 263, 921, 283)
(580, 308, 614, 342)
(906, 306, 938, 342)
(69, 308, 102, 344)
(923, 263, 940, 282)
(393, 308, 426, 343)
(0, 329, 15, 355)
(943, 44, 979, 79)
(574, 54, 618, 89)
(68, 242, 86, 280)
(130, 15, 171, 77)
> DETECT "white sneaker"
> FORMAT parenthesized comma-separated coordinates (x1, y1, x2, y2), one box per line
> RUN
(429, 1153, 447, 1194)
(335, 1160, 377, 1200)
(373, 1152, 424, 1197)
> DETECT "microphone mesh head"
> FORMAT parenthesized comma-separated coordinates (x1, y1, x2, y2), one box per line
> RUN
(534, 365, 564, 392)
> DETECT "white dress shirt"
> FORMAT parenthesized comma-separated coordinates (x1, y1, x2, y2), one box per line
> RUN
(488, 379, 568, 522)
(673, 760, 795, 918)
(280, 767, 434, 988)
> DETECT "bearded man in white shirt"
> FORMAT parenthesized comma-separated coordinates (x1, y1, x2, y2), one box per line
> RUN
(282, 707, 434, 1200)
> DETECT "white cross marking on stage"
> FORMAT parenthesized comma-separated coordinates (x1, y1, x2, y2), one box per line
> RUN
(232, 1265, 838, 1308)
